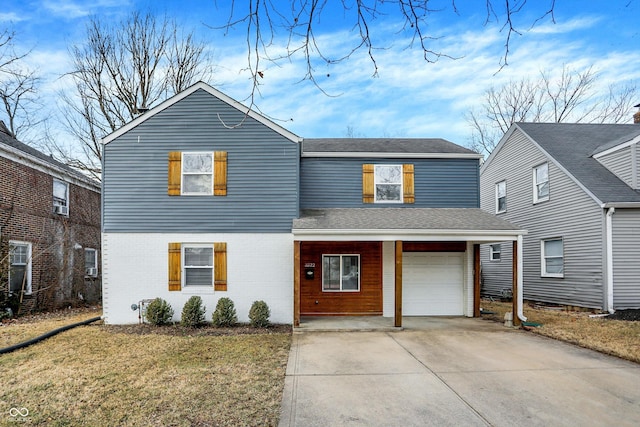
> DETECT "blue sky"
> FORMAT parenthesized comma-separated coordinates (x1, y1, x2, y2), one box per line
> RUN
(2, 0, 640, 149)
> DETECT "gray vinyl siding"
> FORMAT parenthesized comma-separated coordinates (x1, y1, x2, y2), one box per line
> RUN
(480, 243, 513, 298)
(611, 209, 640, 309)
(596, 146, 633, 189)
(300, 157, 479, 208)
(102, 89, 299, 233)
(480, 129, 605, 308)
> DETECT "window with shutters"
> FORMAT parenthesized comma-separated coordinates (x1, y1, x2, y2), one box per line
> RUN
(363, 164, 414, 204)
(168, 242, 227, 291)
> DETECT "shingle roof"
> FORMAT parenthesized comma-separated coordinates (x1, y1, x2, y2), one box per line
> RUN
(302, 138, 479, 155)
(293, 208, 523, 232)
(515, 123, 640, 204)
(0, 123, 98, 186)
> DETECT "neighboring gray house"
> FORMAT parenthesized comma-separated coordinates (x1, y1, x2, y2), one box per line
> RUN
(101, 82, 526, 326)
(480, 122, 640, 312)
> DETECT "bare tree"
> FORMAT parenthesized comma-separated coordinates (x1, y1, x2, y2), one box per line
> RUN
(213, 1, 556, 94)
(467, 65, 638, 155)
(0, 29, 45, 143)
(57, 11, 215, 179)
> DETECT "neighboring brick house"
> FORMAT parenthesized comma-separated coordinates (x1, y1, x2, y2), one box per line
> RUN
(0, 122, 101, 314)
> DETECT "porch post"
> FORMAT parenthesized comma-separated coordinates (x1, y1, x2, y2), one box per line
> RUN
(294, 240, 301, 327)
(512, 240, 520, 327)
(395, 240, 403, 327)
(473, 244, 481, 317)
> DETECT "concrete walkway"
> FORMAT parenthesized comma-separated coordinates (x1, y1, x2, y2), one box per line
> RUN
(279, 317, 640, 426)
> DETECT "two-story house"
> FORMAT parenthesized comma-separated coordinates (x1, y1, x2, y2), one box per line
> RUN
(101, 82, 525, 326)
(480, 122, 640, 312)
(1, 122, 101, 314)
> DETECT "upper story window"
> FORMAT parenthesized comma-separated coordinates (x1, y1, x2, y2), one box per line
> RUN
(375, 165, 403, 203)
(168, 151, 227, 196)
(53, 180, 69, 215)
(541, 238, 563, 278)
(85, 248, 98, 277)
(490, 244, 501, 261)
(182, 153, 213, 195)
(322, 254, 360, 292)
(496, 180, 506, 213)
(533, 162, 549, 203)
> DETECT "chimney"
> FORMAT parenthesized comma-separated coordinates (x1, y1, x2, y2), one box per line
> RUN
(0, 120, 13, 137)
(634, 103, 640, 124)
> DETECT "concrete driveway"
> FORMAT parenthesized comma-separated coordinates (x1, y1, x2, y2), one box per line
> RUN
(279, 317, 640, 426)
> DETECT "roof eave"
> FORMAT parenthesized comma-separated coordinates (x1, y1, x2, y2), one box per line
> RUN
(292, 228, 526, 241)
(301, 152, 483, 159)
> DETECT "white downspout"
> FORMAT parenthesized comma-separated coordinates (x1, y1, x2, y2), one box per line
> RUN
(517, 234, 527, 322)
(605, 207, 615, 313)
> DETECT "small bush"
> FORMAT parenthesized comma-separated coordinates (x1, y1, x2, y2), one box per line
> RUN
(181, 296, 206, 327)
(212, 297, 237, 327)
(145, 298, 174, 325)
(249, 300, 270, 328)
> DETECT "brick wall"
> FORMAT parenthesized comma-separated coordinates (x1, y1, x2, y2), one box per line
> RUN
(0, 155, 101, 313)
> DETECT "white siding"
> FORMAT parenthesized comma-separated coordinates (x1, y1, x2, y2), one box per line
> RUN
(611, 209, 640, 309)
(480, 129, 605, 308)
(596, 146, 633, 189)
(102, 232, 293, 324)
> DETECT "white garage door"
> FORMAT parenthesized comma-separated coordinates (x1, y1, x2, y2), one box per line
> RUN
(402, 252, 464, 315)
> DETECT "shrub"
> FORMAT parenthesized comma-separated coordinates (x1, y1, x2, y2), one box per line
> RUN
(181, 296, 206, 327)
(212, 297, 237, 327)
(249, 300, 270, 328)
(145, 298, 174, 325)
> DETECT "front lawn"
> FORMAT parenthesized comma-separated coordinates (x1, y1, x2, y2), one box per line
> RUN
(0, 309, 291, 426)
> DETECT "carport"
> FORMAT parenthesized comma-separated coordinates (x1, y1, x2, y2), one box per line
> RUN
(292, 208, 526, 327)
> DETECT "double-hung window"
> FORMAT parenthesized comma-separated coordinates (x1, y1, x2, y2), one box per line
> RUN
(322, 255, 360, 292)
(533, 163, 549, 203)
(489, 244, 501, 261)
(182, 153, 213, 195)
(496, 180, 506, 213)
(374, 165, 403, 203)
(53, 180, 69, 215)
(183, 245, 214, 286)
(85, 248, 98, 277)
(541, 238, 563, 277)
(9, 241, 31, 294)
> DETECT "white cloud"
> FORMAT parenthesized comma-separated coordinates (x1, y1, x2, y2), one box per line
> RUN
(0, 12, 24, 23)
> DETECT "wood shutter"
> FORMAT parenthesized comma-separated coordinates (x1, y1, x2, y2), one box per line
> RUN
(214, 151, 227, 196)
(403, 164, 415, 204)
(168, 243, 181, 291)
(168, 152, 181, 196)
(362, 164, 374, 203)
(214, 242, 227, 291)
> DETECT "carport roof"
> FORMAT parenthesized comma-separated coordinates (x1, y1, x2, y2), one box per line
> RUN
(293, 208, 525, 240)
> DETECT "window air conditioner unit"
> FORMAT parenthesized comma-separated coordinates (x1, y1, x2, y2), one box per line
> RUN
(86, 268, 97, 277)
(55, 205, 69, 215)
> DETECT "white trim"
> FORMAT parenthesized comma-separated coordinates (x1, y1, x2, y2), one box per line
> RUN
(605, 208, 615, 313)
(182, 243, 214, 288)
(302, 152, 483, 159)
(0, 142, 100, 192)
(533, 162, 550, 204)
(592, 134, 640, 158)
(101, 81, 302, 145)
(53, 179, 70, 216)
(489, 244, 502, 261)
(8, 240, 32, 295)
(541, 237, 564, 278)
(495, 180, 506, 213)
(293, 229, 526, 242)
(516, 235, 527, 322)
(374, 164, 403, 203)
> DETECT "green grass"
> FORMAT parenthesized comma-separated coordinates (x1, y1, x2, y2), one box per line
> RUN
(0, 311, 291, 426)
